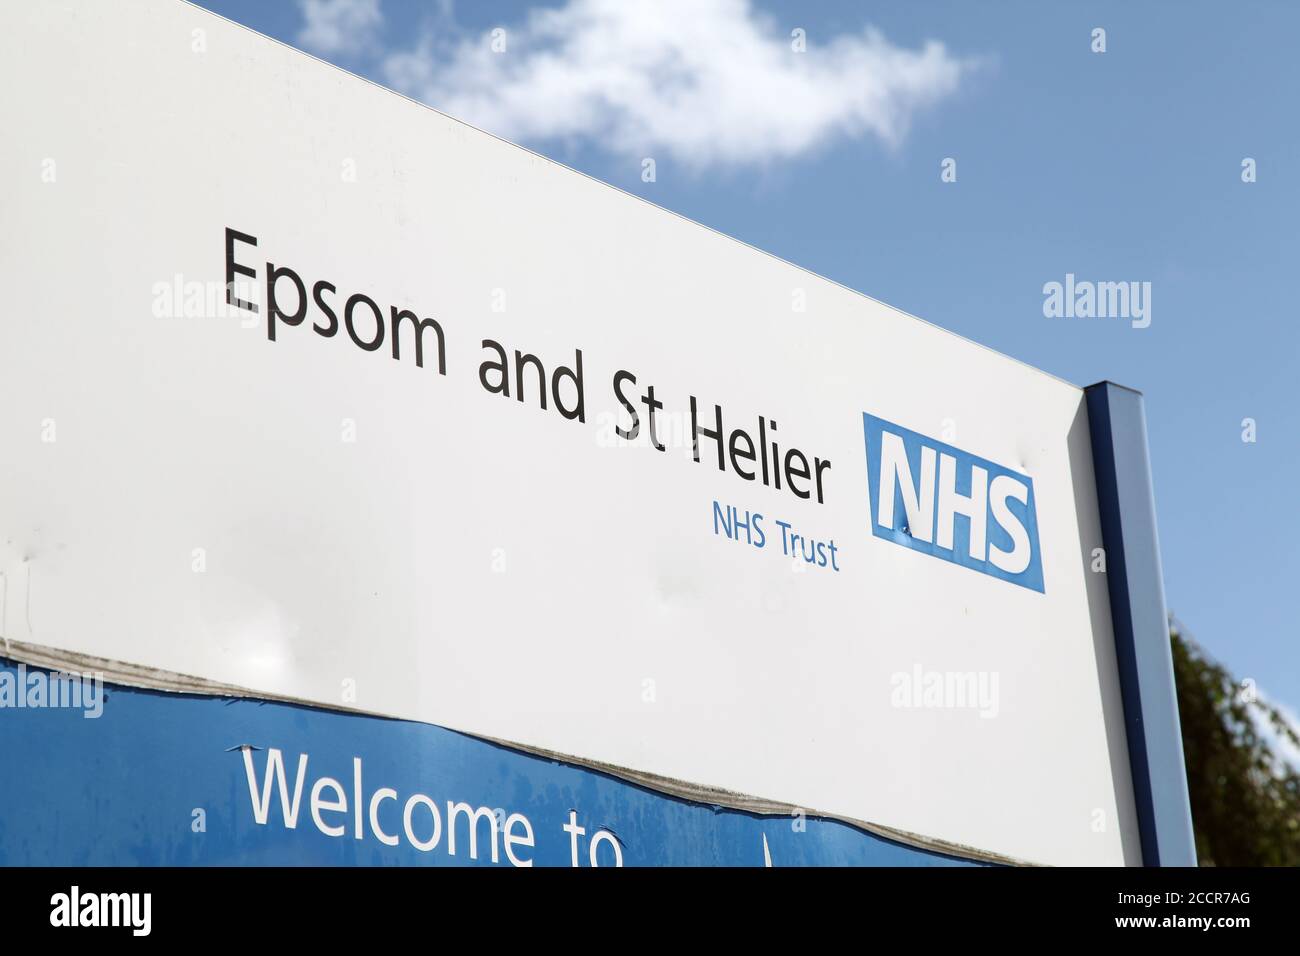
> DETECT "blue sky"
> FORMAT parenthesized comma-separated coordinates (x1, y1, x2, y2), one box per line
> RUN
(193, 0, 1300, 712)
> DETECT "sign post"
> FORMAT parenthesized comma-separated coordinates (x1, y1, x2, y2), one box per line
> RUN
(1086, 382, 1197, 867)
(0, 0, 1196, 867)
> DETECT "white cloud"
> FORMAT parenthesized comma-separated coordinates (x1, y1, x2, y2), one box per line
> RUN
(1252, 692, 1300, 774)
(297, 0, 383, 58)
(381, 0, 973, 168)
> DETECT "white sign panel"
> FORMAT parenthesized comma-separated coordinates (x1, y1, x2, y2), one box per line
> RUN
(0, 0, 1139, 864)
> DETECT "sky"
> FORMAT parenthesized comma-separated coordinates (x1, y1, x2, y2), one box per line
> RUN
(191, 0, 1300, 714)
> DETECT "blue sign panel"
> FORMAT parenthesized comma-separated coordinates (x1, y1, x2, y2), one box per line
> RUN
(0, 659, 978, 867)
(863, 413, 1045, 593)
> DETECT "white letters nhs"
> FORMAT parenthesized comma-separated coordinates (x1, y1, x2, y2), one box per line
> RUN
(863, 414, 1044, 593)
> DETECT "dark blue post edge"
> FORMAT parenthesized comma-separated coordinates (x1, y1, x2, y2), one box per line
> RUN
(1085, 382, 1197, 867)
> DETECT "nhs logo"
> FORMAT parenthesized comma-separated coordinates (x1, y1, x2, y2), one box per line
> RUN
(863, 414, 1044, 593)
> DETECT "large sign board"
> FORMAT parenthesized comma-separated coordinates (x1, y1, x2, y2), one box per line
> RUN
(0, 0, 1141, 865)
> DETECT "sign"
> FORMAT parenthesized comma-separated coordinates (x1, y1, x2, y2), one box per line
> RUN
(863, 413, 1044, 592)
(0, 0, 1146, 865)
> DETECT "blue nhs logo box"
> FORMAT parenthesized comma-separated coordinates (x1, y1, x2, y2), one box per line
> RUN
(863, 413, 1044, 593)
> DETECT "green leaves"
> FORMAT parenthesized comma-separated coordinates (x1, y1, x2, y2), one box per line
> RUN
(1173, 625, 1300, 866)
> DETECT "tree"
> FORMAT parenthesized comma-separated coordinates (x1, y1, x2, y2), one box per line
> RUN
(1171, 622, 1300, 865)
